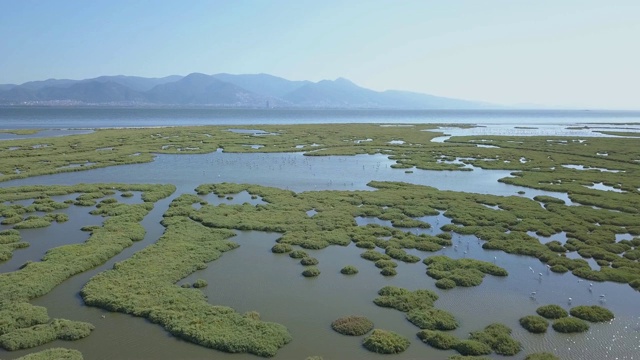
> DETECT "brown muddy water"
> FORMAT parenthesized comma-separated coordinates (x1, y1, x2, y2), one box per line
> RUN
(1, 150, 638, 360)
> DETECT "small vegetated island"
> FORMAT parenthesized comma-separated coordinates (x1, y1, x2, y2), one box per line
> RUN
(0, 123, 638, 359)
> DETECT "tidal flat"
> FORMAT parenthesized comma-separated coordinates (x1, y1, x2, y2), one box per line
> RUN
(1, 123, 639, 359)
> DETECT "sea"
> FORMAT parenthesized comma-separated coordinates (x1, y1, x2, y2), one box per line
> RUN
(0, 107, 639, 129)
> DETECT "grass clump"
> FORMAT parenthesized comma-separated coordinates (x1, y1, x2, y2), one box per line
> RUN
(373, 286, 438, 312)
(469, 323, 521, 356)
(453, 340, 492, 356)
(300, 257, 319, 266)
(0, 303, 49, 336)
(15, 348, 83, 360)
(192, 279, 208, 288)
(340, 265, 358, 275)
(331, 315, 374, 336)
(536, 304, 568, 319)
(569, 305, 614, 322)
(0, 229, 25, 262)
(417, 330, 458, 349)
(552, 317, 590, 333)
(550, 264, 569, 273)
(525, 352, 561, 360)
(423, 255, 508, 288)
(13, 216, 52, 229)
(289, 250, 308, 259)
(380, 267, 397, 276)
(360, 250, 390, 261)
(0, 319, 94, 351)
(406, 308, 458, 330)
(362, 329, 410, 354)
(385, 248, 420, 263)
(448, 356, 491, 360)
(519, 315, 549, 333)
(302, 267, 321, 277)
(271, 243, 293, 254)
(435, 278, 456, 289)
(355, 241, 376, 249)
(375, 259, 398, 268)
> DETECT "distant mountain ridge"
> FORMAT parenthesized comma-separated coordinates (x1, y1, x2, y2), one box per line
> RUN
(0, 73, 492, 109)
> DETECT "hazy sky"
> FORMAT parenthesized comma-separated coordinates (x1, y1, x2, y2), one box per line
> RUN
(1, 0, 639, 109)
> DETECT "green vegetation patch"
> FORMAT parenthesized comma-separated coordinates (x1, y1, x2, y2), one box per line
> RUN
(552, 317, 590, 333)
(271, 243, 293, 254)
(519, 315, 549, 333)
(0, 319, 94, 351)
(362, 329, 410, 354)
(525, 352, 561, 360)
(340, 265, 358, 275)
(469, 323, 521, 356)
(331, 315, 374, 336)
(81, 194, 292, 357)
(300, 257, 319, 266)
(15, 347, 84, 360)
(192, 279, 208, 288)
(536, 304, 569, 319)
(289, 250, 308, 259)
(406, 308, 458, 330)
(373, 286, 439, 312)
(569, 305, 614, 322)
(0, 303, 49, 336)
(417, 330, 458, 349)
(302, 267, 321, 277)
(454, 339, 492, 356)
(423, 255, 508, 288)
(0, 229, 27, 262)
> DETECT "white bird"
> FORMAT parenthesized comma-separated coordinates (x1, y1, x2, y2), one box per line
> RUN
(539, 273, 543, 277)
(568, 297, 572, 304)
(600, 294, 606, 298)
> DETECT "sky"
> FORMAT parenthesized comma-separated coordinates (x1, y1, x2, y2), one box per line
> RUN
(1, 0, 639, 109)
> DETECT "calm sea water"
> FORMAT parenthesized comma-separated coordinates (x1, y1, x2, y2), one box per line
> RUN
(0, 107, 639, 129)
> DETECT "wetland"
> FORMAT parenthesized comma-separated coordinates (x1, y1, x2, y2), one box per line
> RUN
(1, 113, 640, 359)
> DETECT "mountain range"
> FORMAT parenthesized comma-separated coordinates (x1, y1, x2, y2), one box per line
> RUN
(0, 73, 491, 109)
